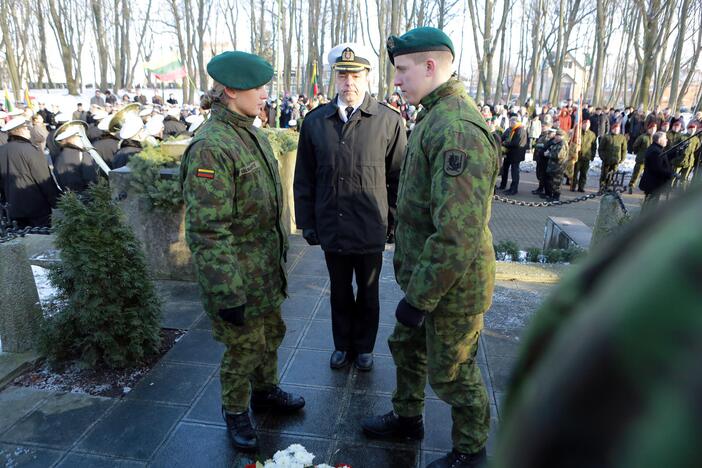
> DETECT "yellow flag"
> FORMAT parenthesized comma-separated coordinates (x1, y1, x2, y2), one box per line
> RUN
(24, 87, 34, 111)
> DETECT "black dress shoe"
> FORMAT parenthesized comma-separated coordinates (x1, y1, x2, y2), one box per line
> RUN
(504, 189, 517, 195)
(250, 386, 305, 413)
(531, 188, 543, 195)
(426, 448, 487, 468)
(354, 353, 373, 371)
(330, 350, 351, 369)
(222, 407, 258, 451)
(362, 410, 424, 440)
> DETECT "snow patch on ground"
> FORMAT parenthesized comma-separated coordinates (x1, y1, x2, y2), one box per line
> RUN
(31, 265, 61, 316)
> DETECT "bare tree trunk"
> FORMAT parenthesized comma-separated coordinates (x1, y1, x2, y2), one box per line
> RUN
(668, 0, 690, 110)
(90, 0, 109, 90)
(0, 0, 22, 99)
(46, 0, 79, 95)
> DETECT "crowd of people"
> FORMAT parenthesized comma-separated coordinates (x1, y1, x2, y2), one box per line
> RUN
(0, 88, 208, 228)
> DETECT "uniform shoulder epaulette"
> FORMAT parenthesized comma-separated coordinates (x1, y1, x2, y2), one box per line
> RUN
(379, 101, 402, 114)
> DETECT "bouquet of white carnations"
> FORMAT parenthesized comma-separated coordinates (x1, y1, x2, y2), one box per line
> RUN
(245, 444, 351, 468)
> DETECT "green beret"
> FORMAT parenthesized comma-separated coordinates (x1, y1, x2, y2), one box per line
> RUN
(207, 51, 273, 90)
(386, 27, 455, 65)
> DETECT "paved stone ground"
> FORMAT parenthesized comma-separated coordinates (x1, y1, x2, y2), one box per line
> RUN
(0, 235, 552, 468)
(490, 168, 643, 249)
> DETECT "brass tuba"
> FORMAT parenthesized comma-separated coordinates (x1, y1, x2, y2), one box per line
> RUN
(55, 119, 111, 175)
(108, 102, 142, 134)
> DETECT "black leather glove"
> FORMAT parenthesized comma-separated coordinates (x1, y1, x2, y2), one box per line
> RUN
(302, 228, 320, 246)
(395, 298, 426, 328)
(218, 305, 245, 326)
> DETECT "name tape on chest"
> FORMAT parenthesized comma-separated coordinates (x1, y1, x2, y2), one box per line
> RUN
(196, 168, 215, 179)
(238, 161, 260, 176)
(443, 149, 467, 176)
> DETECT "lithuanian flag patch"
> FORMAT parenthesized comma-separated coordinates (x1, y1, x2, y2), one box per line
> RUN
(196, 168, 215, 179)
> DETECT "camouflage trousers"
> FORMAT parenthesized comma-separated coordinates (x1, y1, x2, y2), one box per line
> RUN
(629, 161, 645, 188)
(572, 159, 590, 191)
(212, 306, 286, 413)
(389, 310, 489, 454)
(599, 162, 619, 187)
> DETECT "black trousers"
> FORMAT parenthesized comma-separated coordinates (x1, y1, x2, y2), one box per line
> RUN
(324, 252, 382, 354)
(499, 158, 521, 192)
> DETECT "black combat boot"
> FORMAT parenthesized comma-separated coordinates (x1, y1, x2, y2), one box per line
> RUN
(426, 448, 487, 468)
(362, 410, 424, 440)
(250, 386, 305, 413)
(222, 407, 258, 451)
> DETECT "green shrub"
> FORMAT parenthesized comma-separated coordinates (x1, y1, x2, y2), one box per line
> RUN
(495, 240, 520, 261)
(526, 247, 541, 263)
(129, 144, 183, 210)
(40, 181, 162, 369)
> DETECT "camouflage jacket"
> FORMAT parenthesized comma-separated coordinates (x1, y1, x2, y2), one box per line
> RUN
(668, 132, 699, 168)
(533, 132, 551, 161)
(631, 133, 653, 164)
(495, 181, 702, 468)
(545, 140, 568, 174)
(598, 133, 627, 165)
(577, 129, 597, 162)
(180, 103, 288, 315)
(394, 79, 499, 315)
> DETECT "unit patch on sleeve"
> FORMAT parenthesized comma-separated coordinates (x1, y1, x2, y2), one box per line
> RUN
(196, 168, 215, 179)
(443, 149, 467, 176)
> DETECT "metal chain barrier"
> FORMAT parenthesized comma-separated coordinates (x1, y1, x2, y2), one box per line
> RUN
(0, 217, 52, 244)
(493, 184, 630, 214)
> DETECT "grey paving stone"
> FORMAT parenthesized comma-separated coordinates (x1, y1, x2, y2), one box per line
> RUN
(287, 275, 328, 297)
(281, 318, 306, 348)
(281, 349, 350, 389)
(337, 393, 400, 443)
(150, 423, 237, 468)
(125, 362, 214, 405)
(160, 301, 205, 330)
(184, 377, 222, 424)
(481, 329, 522, 359)
(373, 324, 393, 356)
(260, 386, 343, 438)
(289, 256, 331, 277)
(0, 387, 48, 435)
(163, 329, 225, 365)
(154, 281, 200, 302)
(379, 300, 397, 325)
(192, 313, 213, 331)
(298, 320, 334, 351)
(423, 398, 452, 452)
(281, 295, 321, 320)
(0, 443, 62, 468)
(310, 299, 332, 321)
(486, 355, 516, 394)
(352, 355, 396, 395)
(56, 453, 146, 467)
(330, 441, 420, 468)
(0, 393, 112, 449)
(77, 400, 185, 460)
(379, 281, 404, 301)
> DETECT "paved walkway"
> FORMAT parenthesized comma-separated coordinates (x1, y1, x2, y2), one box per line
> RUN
(490, 168, 643, 248)
(0, 236, 552, 468)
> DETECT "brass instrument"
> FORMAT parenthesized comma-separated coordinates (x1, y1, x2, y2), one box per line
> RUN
(107, 103, 142, 134)
(55, 120, 111, 175)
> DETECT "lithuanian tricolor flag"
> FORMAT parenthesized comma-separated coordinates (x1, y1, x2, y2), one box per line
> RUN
(311, 61, 319, 96)
(144, 55, 187, 82)
(3, 89, 14, 112)
(24, 87, 34, 111)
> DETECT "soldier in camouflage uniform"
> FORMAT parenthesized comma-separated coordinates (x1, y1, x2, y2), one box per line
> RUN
(669, 122, 700, 189)
(531, 116, 553, 195)
(543, 128, 568, 201)
(571, 119, 597, 192)
(493, 179, 702, 468)
(628, 121, 657, 193)
(361, 27, 499, 468)
(598, 121, 627, 188)
(180, 51, 304, 453)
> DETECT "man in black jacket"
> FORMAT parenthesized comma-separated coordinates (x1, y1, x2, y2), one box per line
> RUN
(639, 131, 674, 211)
(589, 107, 610, 138)
(499, 116, 528, 195)
(163, 106, 189, 137)
(0, 117, 59, 227)
(53, 123, 99, 192)
(294, 43, 406, 372)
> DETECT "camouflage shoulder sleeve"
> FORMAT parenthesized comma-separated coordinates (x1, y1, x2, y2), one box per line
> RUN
(181, 141, 246, 310)
(405, 118, 498, 313)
